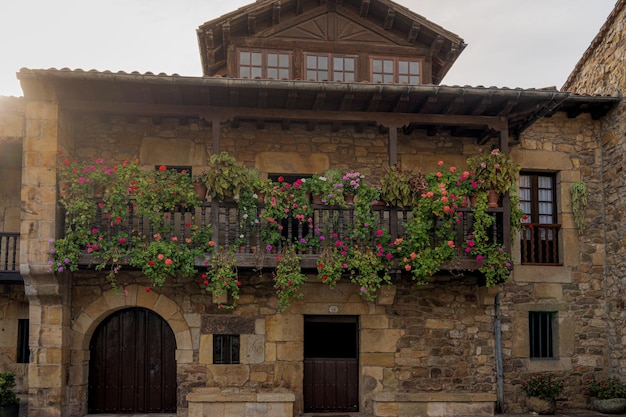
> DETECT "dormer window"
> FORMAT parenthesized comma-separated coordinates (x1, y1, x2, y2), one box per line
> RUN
(239, 50, 291, 79)
(371, 57, 420, 84)
(305, 54, 356, 82)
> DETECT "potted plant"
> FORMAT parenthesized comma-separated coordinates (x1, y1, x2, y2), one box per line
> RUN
(466, 148, 520, 207)
(521, 373, 564, 415)
(379, 163, 427, 208)
(0, 372, 19, 417)
(201, 151, 250, 201)
(583, 375, 626, 414)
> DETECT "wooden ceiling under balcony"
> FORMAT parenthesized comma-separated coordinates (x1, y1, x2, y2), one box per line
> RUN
(18, 68, 620, 142)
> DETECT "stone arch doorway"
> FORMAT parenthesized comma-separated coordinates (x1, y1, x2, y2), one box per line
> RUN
(88, 307, 177, 413)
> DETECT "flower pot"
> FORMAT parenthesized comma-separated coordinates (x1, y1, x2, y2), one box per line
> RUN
(486, 190, 499, 208)
(193, 182, 208, 201)
(344, 193, 355, 205)
(526, 396, 556, 415)
(593, 398, 626, 414)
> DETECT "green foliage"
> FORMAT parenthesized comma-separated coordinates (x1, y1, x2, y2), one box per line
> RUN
(273, 247, 307, 311)
(571, 181, 587, 234)
(346, 246, 392, 301)
(583, 376, 626, 400)
(129, 233, 199, 287)
(201, 152, 252, 200)
(380, 163, 427, 207)
(0, 372, 19, 407)
(466, 148, 520, 194)
(522, 373, 564, 400)
(202, 246, 240, 309)
(316, 246, 347, 287)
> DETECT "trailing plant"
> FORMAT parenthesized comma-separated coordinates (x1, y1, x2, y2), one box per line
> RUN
(347, 245, 392, 301)
(129, 232, 199, 287)
(273, 247, 307, 311)
(571, 181, 587, 234)
(522, 373, 564, 400)
(316, 245, 348, 287)
(202, 246, 240, 309)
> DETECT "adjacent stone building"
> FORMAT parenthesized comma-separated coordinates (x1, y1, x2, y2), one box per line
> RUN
(0, 1, 625, 417)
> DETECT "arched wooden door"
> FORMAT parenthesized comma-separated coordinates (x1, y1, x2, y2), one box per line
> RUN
(88, 307, 177, 413)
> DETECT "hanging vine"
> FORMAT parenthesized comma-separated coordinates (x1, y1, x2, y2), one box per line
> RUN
(571, 181, 588, 234)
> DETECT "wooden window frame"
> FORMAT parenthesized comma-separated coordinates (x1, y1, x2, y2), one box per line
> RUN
(519, 172, 561, 265)
(371, 56, 421, 84)
(304, 53, 357, 82)
(238, 49, 291, 80)
(213, 334, 240, 364)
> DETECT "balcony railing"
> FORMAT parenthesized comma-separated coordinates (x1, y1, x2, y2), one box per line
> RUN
(0, 232, 21, 282)
(520, 223, 561, 265)
(79, 201, 506, 271)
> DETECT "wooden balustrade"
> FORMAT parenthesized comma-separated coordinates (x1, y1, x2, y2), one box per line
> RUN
(0, 232, 20, 282)
(81, 202, 507, 271)
(520, 223, 561, 265)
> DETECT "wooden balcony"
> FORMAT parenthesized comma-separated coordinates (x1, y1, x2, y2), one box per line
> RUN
(520, 223, 561, 265)
(78, 201, 506, 274)
(0, 232, 21, 283)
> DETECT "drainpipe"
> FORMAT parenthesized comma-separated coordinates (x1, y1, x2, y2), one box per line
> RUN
(494, 292, 504, 413)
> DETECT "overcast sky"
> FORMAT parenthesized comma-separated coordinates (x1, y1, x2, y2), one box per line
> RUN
(0, 0, 617, 97)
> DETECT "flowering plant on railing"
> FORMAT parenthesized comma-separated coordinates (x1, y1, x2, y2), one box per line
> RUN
(467, 148, 520, 195)
(129, 229, 207, 288)
(273, 246, 307, 311)
(305, 169, 348, 207)
(342, 171, 365, 195)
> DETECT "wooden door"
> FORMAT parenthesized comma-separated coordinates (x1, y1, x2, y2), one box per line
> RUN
(303, 316, 359, 413)
(88, 308, 177, 413)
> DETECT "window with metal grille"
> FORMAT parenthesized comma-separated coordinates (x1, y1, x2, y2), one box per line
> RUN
(17, 318, 29, 363)
(519, 172, 560, 264)
(372, 57, 420, 84)
(213, 334, 240, 364)
(529, 311, 556, 358)
(239, 50, 291, 79)
(305, 54, 356, 81)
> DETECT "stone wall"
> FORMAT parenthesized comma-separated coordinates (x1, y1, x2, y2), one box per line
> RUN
(68, 268, 498, 417)
(563, 1, 626, 379)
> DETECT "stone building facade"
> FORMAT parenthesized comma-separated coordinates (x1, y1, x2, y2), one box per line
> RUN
(0, 1, 625, 417)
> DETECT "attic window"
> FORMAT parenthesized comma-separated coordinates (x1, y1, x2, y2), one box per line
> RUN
(239, 49, 290, 79)
(305, 53, 356, 82)
(372, 57, 420, 84)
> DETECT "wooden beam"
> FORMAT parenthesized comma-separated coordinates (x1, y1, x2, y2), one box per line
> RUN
(339, 93, 354, 111)
(360, 0, 370, 17)
(273, 2, 281, 25)
(230, 89, 239, 106)
(367, 92, 382, 112)
(61, 100, 508, 129)
(384, 9, 395, 30)
(296, 0, 304, 14)
(430, 36, 444, 57)
(222, 22, 230, 45)
(258, 89, 268, 108)
(204, 29, 214, 49)
(248, 14, 256, 34)
(408, 23, 421, 44)
(313, 92, 326, 110)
